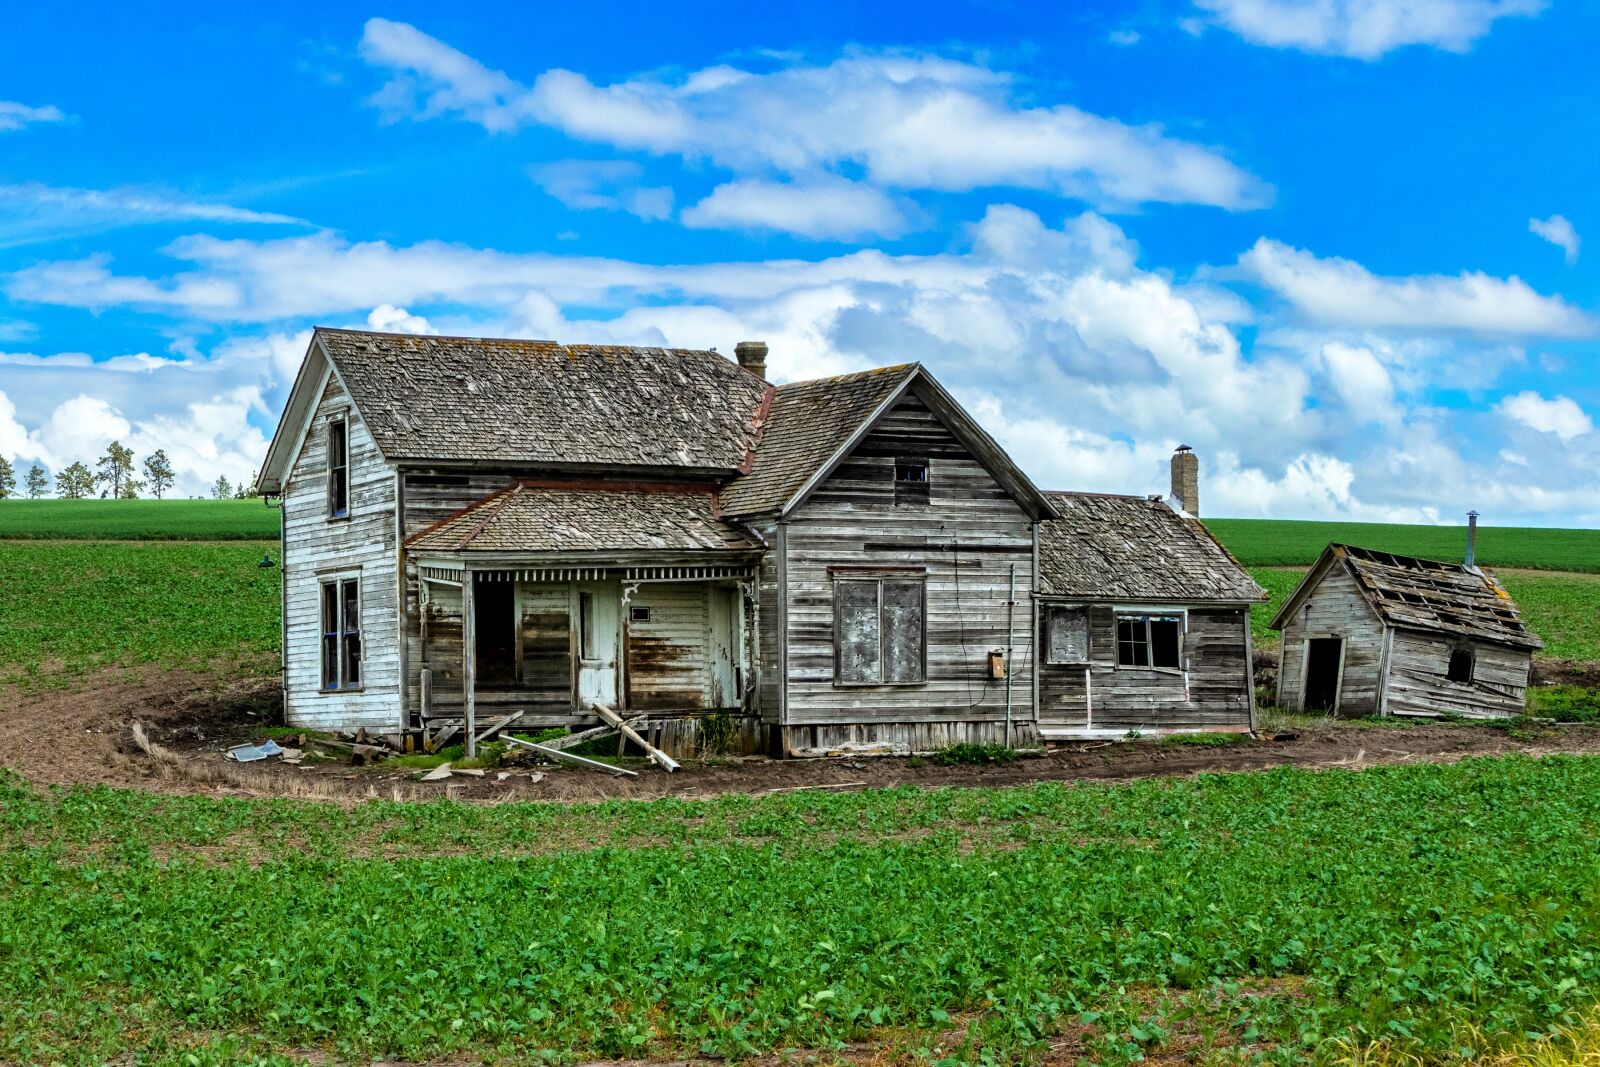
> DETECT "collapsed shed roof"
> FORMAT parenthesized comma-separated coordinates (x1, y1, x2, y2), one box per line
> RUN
(1036, 492, 1266, 603)
(406, 481, 760, 555)
(1271, 543, 1542, 650)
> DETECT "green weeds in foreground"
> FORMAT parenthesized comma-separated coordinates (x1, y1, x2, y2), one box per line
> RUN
(8, 756, 1600, 1064)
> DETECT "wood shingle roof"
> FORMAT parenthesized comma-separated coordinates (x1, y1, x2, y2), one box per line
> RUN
(316, 328, 770, 472)
(406, 482, 760, 555)
(718, 364, 919, 517)
(1036, 492, 1266, 603)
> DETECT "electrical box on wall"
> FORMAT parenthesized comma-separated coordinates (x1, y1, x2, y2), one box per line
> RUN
(987, 649, 1005, 680)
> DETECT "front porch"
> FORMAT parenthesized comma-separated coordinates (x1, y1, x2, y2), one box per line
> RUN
(410, 558, 763, 756)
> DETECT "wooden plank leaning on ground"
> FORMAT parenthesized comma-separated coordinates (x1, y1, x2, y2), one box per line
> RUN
(591, 703, 681, 772)
(500, 734, 638, 777)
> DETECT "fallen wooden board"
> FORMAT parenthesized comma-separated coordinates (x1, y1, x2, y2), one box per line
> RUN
(591, 703, 680, 772)
(425, 722, 461, 753)
(474, 713, 521, 745)
(501, 735, 638, 778)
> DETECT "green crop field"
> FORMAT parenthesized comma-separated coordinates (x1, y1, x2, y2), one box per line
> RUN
(0, 498, 279, 540)
(7, 755, 1600, 1065)
(1209, 517, 1600, 573)
(0, 541, 280, 687)
(1246, 565, 1600, 661)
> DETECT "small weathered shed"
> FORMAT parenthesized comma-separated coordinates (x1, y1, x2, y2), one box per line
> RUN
(1271, 544, 1542, 719)
(1034, 490, 1267, 738)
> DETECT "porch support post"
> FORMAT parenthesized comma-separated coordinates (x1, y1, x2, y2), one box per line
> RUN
(463, 569, 476, 758)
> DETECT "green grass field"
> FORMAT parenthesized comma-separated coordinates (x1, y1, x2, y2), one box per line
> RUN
(1209, 517, 1600, 573)
(0, 541, 280, 687)
(0, 498, 279, 540)
(8, 755, 1600, 1064)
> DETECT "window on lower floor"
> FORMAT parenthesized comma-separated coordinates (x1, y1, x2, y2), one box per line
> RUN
(835, 574, 925, 684)
(1115, 614, 1183, 671)
(1044, 606, 1090, 664)
(320, 576, 362, 690)
(1447, 648, 1475, 683)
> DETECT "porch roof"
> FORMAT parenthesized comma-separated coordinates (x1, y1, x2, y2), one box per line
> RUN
(405, 481, 761, 555)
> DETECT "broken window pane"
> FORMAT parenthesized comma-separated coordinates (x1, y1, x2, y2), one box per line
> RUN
(835, 580, 881, 683)
(882, 580, 925, 683)
(327, 418, 349, 518)
(893, 458, 930, 505)
(340, 579, 362, 688)
(320, 583, 339, 689)
(1150, 617, 1182, 670)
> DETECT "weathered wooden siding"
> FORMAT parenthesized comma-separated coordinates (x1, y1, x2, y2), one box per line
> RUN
(1384, 631, 1529, 718)
(1276, 564, 1386, 715)
(750, 518, 783, 723)
(402, 471, 517, 537)
(417, 579, 572, 719)
(782, 390, 1035, 728)
(1038, 606, 1252, 732)
(282, 373, 400, 732)
(626, 583, 712, 710)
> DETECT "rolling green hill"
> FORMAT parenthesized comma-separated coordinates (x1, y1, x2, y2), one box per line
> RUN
(0, 499, 279, 540)
(1207, 518, 1600, 573)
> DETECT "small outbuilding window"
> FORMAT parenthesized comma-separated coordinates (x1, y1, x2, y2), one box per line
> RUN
(834, 573, 925, 685)
(1044, 606, 1090, 664)
(326, 416, 350, 519)
(1447, 648, 1475, 683)
(320, 577, 362, 690)
(1116, 614, 1183, 671)
(894, 459, 930, 505)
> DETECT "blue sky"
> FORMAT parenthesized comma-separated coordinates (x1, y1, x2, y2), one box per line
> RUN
(0, 0, 1595, 522)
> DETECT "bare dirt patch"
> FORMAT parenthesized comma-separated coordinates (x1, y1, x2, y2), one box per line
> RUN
(9, 669, 1600, 803)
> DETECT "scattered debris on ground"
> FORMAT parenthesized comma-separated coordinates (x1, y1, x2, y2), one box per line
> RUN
(8, 666, 1600, 803)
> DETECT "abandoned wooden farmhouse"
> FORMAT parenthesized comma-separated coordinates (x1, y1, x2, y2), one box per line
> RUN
(1270, 539, 1541, 719)
(257, 328, 1265, 755)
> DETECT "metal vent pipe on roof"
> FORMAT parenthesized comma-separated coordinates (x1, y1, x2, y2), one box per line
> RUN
(1465, 510, 1479, 569)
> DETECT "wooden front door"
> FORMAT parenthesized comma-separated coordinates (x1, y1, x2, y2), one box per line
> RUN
(574, 582, 621, 708)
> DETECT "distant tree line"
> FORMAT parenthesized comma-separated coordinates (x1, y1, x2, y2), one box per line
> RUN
(0, 443, 258, 500)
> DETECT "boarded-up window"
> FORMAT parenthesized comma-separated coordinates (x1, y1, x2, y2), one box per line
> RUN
(326, 416, 349, 518)
(1116, 614, 1183, 671)
(1044, 606, 1090, 663)
(320, 576, 362, 689)
(834, 575, 925, 685)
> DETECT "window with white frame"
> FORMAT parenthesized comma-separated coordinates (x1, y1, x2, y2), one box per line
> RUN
(320, 576, 362, 690)
(326, 415, 350, 519)
(834, 573, 925, 685)
(1115, 613, 1183, 671)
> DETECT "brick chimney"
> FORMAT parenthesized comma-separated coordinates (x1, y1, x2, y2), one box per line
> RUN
(1171, 445, 1199, 517)
(734, 340, 768, 380)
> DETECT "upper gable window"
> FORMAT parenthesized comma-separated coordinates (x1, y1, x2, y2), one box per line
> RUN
(894, 458, 930, 505)
(326, 416, 350, 519)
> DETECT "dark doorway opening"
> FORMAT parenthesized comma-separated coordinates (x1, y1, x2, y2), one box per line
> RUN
(1303, 637, 1343, 712)
(474, 576, 518, 687)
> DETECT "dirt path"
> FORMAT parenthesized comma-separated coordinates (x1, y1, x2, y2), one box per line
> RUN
(6, 669, 1600, 803)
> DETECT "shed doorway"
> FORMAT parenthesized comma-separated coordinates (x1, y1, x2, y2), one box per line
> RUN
(1303, 638, 1344, 712)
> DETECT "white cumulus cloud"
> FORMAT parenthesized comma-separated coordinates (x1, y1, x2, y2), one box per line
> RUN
(1498, 391, 1594, 441)
(1192, 0, 1546, 59)
(1238, 237, 1594, 337)
(357, 19, 1271, 215)
(0, 182, 309, 249)
(1529, 214, 1580, 264)
(0, 100, 67, 132)
(528, 160, 674, 221)
(681, 176, 921, 240)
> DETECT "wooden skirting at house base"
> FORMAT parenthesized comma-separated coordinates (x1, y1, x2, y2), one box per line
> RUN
(782, 719, 1046, 758)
